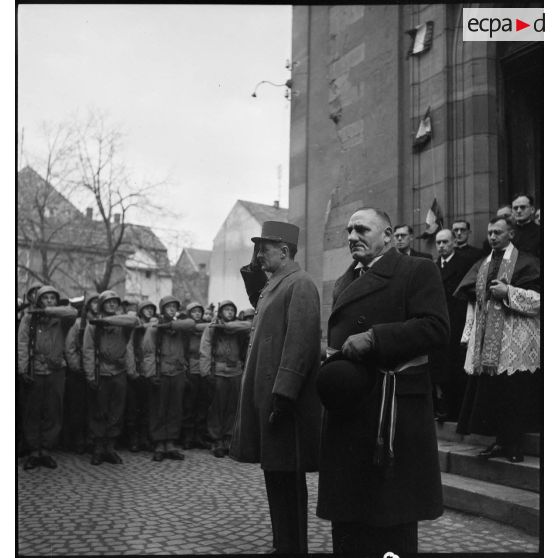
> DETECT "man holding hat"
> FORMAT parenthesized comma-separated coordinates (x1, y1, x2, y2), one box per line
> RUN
(317, 207, 449, 554)
(230, 220, 322, 554)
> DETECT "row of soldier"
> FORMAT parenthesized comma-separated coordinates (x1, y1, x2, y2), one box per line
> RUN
(17, 286, 255, 470)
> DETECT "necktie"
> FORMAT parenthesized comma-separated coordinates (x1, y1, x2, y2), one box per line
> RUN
(441, 259, 445, 269)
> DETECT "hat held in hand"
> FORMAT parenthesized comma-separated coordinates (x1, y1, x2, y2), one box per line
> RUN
(316, 351, 375, 414)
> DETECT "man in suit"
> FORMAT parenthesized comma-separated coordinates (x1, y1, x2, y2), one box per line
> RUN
(316, 208, 449, 554)
(393, 223, 432, 259)
(511, 193, 540, 258)
(430, 229, 472, 420)
(452, 220, 483, 267)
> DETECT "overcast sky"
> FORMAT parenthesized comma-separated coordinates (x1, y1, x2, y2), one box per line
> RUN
(18, 4, 292, 260)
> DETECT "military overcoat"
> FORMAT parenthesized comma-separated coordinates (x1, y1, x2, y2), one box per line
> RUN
(230, 260, 322, 471)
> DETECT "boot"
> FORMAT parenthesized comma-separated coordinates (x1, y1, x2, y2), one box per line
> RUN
(103, 438, 123, 464)
(165, 440, 185, 460)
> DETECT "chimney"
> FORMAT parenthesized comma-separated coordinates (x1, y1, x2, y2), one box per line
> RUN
(273, 200, 280, 209)
(85, 207, 93, 220)
(114, 213, 121, 224)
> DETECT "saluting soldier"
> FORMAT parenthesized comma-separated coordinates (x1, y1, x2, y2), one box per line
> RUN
(181, 302, 211, 450)
(125, 300, 158, 452)
(200, 301, 251, 458)
(18, 285, 77, 470)
(83, 290, 139, 465)
(142, 296, 197, 462)
(64, 293, 99, 453)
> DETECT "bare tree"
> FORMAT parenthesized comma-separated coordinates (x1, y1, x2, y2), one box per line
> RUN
(18, 110, 171, 296)
(17, 122, 82, 289)
(71, 110, 165, 292)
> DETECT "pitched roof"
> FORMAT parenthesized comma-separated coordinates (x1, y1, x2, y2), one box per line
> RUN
(18, 167, 169, 268)
(176, 247, 211, 273)
(124, 224, 170, 270)
(237, 200, 288, 224)
(187, 248, 211, 267)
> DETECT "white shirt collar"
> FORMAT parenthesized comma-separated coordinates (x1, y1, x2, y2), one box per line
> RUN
(441, 252, 456, 265)
(355, 254, 384, 270)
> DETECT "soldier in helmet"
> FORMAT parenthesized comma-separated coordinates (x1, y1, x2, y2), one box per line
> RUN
(142, 296, 197, 461)
(83, 290, 139, 465)
(17, 282, 43, 457)
(124, 300, 158, 452)
(200, 300, 251, 458)
(18, 285, 77, 470)
(64, 293, 99, 454)
(181, 302, 211, 449)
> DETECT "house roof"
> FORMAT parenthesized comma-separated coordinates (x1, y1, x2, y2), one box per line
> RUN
(18, 167, 170, 269)
(176, 247, 211, 273)
(237, 200, 288, 224)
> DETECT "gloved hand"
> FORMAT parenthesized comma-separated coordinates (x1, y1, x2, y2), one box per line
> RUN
(20, 374, 34, 385)
(341, 329, 375, 361)
(26, 308, 45, 315)
(149, 376, 161, 387)
(156, 321, 173, 330)
(250, 241, 262, 271)
(89, 318, 107, 327)
(268, 394, 294, 429)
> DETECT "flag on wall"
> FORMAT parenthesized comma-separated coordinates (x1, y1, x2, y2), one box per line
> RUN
(406, 21, 434, 57)
(419, 198, 443, 239)
(413, 106, 432, 151)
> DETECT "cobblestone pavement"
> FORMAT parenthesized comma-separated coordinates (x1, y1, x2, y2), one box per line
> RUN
(18, 448, 539, 555)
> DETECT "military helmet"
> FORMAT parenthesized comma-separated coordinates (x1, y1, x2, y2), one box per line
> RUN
(36, 285, 60, 305)
(218, 300, 237, 316)
(98, 290, 121, 307)
(159, 295, 181, 313)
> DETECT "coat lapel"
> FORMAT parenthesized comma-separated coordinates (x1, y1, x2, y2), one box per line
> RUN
(331, 248, 399, 316)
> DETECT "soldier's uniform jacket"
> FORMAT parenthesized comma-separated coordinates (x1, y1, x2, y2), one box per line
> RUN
(199, 320, 251, 378)
(18, 305, 77, 376)
(142, 318, 197, 378)
(82, 313, 139, 383)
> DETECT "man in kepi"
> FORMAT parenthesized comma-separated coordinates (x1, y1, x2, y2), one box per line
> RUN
(316, 208, 449, 554)
(230, 221, 322, 554)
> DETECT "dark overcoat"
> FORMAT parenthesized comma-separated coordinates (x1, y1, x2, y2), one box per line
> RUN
(317, 247, 449, 526)
(230, 260, 322, 471)
(429, 251, 473, 384)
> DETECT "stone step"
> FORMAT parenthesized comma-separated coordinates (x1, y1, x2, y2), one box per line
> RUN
(438, 441, 540, 493)
(442, 472, 540, 537)
(435, 421, 540, 457)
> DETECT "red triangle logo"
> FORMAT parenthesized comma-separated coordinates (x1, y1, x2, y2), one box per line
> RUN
(516, 18, 530, 31)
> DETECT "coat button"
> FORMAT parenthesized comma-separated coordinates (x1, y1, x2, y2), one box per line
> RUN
(259, 294, 263, 298)
(357, 315, 366, 325)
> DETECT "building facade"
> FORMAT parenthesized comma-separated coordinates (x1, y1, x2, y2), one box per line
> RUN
(289, 4, 542, 324)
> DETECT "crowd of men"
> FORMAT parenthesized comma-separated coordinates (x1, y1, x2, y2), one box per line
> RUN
(17, 191, 540, 555)
(17, 286, 255, 469)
